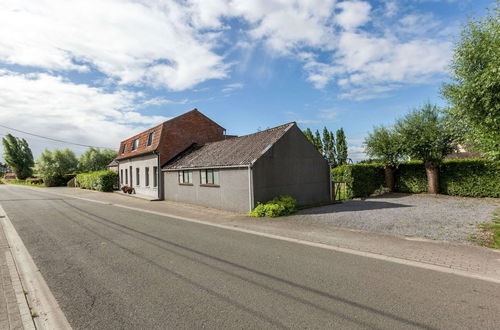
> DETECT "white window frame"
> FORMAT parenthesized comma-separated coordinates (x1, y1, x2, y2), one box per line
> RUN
(200, 169, 219, 186)
(132, 138, 139, 151)
(178, 170, 193, 184)
(145, 167, 150, 186)
(147, 132, 154, 147)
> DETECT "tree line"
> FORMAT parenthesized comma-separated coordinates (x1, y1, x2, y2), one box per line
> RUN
(364, 4, 499, 194)
(1, 133, 117, 183)
(302, 127, 349, 167)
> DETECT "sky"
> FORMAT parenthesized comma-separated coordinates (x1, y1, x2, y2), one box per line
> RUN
(0, 0, 496, 163)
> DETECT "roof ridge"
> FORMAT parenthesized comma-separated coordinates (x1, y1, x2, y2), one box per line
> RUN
(204, 122, 296, 145)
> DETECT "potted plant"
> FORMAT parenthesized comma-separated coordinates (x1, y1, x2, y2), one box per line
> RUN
(121, 186, 134, 194)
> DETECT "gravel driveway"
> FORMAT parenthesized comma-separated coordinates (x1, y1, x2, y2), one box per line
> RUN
(290, 194, 499, 243)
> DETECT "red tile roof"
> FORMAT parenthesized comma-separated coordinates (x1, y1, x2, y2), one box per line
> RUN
(116, 109, 225, 163)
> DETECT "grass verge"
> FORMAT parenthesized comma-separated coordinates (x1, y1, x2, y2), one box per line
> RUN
(4, 180, 45, 187)
(469, 209, 500, 249)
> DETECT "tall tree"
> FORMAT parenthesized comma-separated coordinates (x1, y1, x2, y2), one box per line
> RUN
(78, 147, 117, 172)
(36, 148, 78, 186)
(441, 4, 500, 160)
(322, 127, 336, 166)
(314, 130, 323, 154)
(302, 128, 315, 146)
(1, 134, 34, 179)
(395, 103, 455, 194)
(336, 128, 348, 166)
(364, 126, 403, 191)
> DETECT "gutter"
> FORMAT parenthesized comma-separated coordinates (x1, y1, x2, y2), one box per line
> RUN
(116, 150, 156, 161)
(162, 164, 249, 171)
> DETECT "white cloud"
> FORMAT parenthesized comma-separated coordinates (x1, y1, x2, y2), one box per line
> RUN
(222, 83, 244, 93)
(0, 0, 228, 91)
(335, 1, 372, 30)
(0, 71, 169, 159)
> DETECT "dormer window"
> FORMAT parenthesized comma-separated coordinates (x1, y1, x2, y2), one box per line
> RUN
(121, 143, 126, 154)
(147, 132, 154, 147)
(132, 138, 139, 151)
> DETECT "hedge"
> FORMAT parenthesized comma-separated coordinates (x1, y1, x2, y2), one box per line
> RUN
(43, 174, 75, 187)
(333, 159, 499, 198)
(440, 159, 500, 197)
(332, 164, 385, 198)
(76, 170, 118, 192)
(394, 161, 427, 194)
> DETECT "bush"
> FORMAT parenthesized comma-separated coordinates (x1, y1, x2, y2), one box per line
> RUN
(394, 161, 428, 193)
(76, 170, 118, 192)
(440, 159, 499, 197)
(249, 196, 297, 217)
(43, 174, 75, 187)
(332, 164, 385, 198)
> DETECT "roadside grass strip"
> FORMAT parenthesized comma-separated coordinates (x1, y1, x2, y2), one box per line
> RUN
(470, 209, 500, 249)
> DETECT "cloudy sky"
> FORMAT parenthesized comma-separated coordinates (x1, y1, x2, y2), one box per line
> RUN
(0, 0, 495, 162)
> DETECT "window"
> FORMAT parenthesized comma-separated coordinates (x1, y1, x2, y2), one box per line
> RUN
(121, 143, 126, 154)
(145, 167, 150, 186)
(136, 168, 140, 186)
(153, 166, 158, 187)
(129, 166, 133, 186)
(120, 169, 123, 184)
(125, 169, 128, 184)
(178, 170, 193, 184)
(200, 169, 219, 185)
(147, 132, 154, 146)
(132, 138, 139, 151)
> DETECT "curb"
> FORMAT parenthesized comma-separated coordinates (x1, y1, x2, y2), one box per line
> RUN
(0, 204, 72, 330)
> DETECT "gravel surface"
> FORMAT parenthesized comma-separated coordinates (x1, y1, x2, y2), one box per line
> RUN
(291, 193, 500, 243)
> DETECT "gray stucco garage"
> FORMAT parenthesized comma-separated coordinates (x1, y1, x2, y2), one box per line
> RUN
(162, 122, 331, 213)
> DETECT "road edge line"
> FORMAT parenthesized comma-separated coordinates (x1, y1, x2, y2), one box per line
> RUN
(0, 204, 72, 330)
(10, 185, 500, 285)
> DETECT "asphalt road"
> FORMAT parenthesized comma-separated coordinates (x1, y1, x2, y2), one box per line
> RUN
(1, 185, 499, 330)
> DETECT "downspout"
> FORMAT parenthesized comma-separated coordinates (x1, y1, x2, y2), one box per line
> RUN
(154, 150, 161, 200)
(248, 165, 254, 212)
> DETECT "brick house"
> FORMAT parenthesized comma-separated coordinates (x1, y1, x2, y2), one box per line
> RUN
(162, 122, 331, 213)
(116, 109, 225, 199)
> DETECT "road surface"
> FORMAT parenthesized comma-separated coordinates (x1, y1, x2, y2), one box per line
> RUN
(1, 185, 499, 329)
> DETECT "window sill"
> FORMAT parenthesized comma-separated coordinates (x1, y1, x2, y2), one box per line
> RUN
(179, 183, 193, 186)
(200, 184, 220, 188)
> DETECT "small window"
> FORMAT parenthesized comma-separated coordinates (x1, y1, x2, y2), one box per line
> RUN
(200, 169, 219, 185)
(121, 143, 126, 154)
(147, 132, 154, 147)
(125, 169, 128, 184)
(153, 166, 158, 187)
(145, 167, 150, 186)
(132, 138, 139, 151)
(136, 168, 140, 186)
(178, 170, 193, 184)
(120, 169, 123, 184)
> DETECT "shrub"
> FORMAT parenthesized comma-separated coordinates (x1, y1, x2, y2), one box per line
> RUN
(332, 164, 385, 198)
(43, 174, 75, 187)
(394, 161, 428, 193)
(76, 170, 118, 192)
(249, 196, 297, 217)
(440, 159, 499, 197)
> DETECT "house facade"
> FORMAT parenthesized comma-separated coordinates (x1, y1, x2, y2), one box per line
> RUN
(116, 109, 225, 199)
(162, 122, 331, 213)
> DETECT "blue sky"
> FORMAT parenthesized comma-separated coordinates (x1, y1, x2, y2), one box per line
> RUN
(0, 0, 495, 162)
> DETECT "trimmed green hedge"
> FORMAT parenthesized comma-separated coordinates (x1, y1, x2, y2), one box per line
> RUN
(249, 196, 297, 217)
(44, 174, 75, 187)
(334, 159, 499, 198)
(332, 164, 385, 198)
(76, 170, 118, 192)
(440, 159, 500, 197)
(395, 161, 427, 194)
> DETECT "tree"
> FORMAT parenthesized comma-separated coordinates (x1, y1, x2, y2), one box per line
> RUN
(322, 127, 337, 166)
(78, 147, 117, 172)
(395, 104, 455, 194)
(441, 5, 500, 160)
(302, 128, 315, 146)
(314, 130, 323, 154)
(36, 148, 78, 186)
(1, 134, 34, 179)
(336, 128, 348, 166)
(364, 126, 403, 191)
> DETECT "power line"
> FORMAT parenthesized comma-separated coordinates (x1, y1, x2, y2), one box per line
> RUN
(0, 124, 117, 150)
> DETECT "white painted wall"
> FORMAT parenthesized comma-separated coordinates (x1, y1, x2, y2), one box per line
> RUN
(118, 154, 160, 200)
